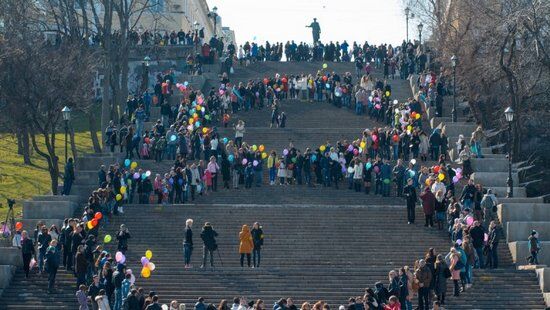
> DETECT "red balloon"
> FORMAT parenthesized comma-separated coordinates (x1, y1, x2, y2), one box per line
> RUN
(91, 218, 98, 227)
(94, 212, 103, 220)
(392, 135, 399, 142)
(282, 78, 288, 83)
(263, 78, 269, 85)
(433, 166, 440, 174)
(322, 76, 328, 82)
(15, 222, 23, 231)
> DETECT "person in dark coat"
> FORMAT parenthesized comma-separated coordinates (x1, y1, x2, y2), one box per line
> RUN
(87, 275, 105, 310)
(20, 231, 35, 278)
(116, 224, 131, 254)
(63, 157, 75, 195)
(221, 154, 231, 189)
(403, 178, 417, 224)
(469, 221, 485, 268)
(398, 267, 409, 308)
(251, 222, 264, 268)
(420, 187, 436, 227)
(434, 254, 449, 305)
(75, 245, 88, 290)
(200, 222, 218, 268)
(183, 219, 194, 268)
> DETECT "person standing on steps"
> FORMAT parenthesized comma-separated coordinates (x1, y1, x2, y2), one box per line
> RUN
(183, 219, 194, 269)
(20, 231, 35, 278)
(251, 222, 264, 268)
(434, 254, 450, 305)
(415, 259, 432, 310)
(116, 224, 131, 255)
(238, 225, 253, 267)
(44, 239, 60, 293)
(420, 187, 435, 228)
(485, 220, 501, 269)
(403, 178, 417, 224)
(200, 222, 218, 268)
(63, 157, 75, 195)
(234, 120, 245, 147)
(469, 221, 485, 268)
(527, 230, 541, 265)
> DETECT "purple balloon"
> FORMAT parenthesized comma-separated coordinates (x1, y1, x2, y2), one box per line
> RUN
(242, 158, 248, 165)
(283, 149, 289, 156)
(253, 160, 259, 167)
(347, 145, 354, 152)
(115, 251, 125, 264)
(133, 172, 140, 179)
(452, 176, 459, 184)
(141, 256, 149, 266)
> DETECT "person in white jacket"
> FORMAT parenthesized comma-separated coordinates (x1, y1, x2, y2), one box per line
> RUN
(353, 159, 364, 192)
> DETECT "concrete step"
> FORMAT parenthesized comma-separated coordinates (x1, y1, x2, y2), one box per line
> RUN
(472, 172, 519, 187)
(499, 203, 550, 223)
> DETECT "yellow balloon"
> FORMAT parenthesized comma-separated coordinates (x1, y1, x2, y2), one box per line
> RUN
(130, 162, 138, 169)
(261, 152, 268, 159)
(87, 221, 94, 229)
(145, 250, 153, 260)
(202, 127, 209, 134)
(438, 173, 445, 181)
(116, 194, 122, 201)
(120, 186, 127, 194)
(425, 178, 432, 186)
(320, 145, 326, 152)
(407, 125, 413, 132)
(323, 63, 328, 69)
(141, 266, 151, 278)
(360, 142, 366, 149)
(252, 145, 257, 151)
(415, 113, 421, 120)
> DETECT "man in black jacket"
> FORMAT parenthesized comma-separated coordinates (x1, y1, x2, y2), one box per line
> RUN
(251, 222, 264, 268)
(200, 222, 218, 268)
(403, 178, 417, 224)
(470, 221, 485, 268)
(88, 275, 105, 310)
(117, 224, 131, 254)
(124, 289, 141, 310)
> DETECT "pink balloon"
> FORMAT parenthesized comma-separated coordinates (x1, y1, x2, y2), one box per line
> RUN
(242, 158, 248, 165)
(371, 135, 378, 142)
(375, 104, 381, 110)
(373, 166, 380, 173)
(115, 251, 125, 264)
(466, 216, 474, 226)
(353, 149, 359, 155)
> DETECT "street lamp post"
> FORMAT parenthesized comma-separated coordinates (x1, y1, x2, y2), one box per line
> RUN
(141, 56, 150, 93)
(61, 106, 71, 163)
(451, 55, 458, 122)
(418, 22, 423, 45)
(504, 107, 515, 198)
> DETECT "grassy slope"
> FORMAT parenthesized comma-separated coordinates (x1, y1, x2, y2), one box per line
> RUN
(0, 131, 99, 220)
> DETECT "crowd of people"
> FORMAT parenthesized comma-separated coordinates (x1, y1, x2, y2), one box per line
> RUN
(8, 37, 536, 310)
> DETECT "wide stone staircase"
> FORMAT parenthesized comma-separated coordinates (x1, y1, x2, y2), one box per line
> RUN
(0, 62, 547, 309)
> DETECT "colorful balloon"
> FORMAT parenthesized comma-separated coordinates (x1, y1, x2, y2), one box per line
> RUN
(15, 222, 23, 231)
(104, 234, 112, 243)
(145, 250, 153, 260)
(141, 266, 151, 278)
(130, 162, 138, 169)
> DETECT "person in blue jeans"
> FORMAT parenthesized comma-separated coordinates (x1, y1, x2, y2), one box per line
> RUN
(183, 219, 193, 268)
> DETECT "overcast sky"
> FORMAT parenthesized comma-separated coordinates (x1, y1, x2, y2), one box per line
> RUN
(207, 0, 415, 46)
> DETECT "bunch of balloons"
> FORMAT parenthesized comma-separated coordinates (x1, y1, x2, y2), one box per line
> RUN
(86, 212, 103, 230)
(141, 250, 155, 278)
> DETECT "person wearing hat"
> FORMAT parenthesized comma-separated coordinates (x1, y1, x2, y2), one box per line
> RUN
(200, 222, 218, 268)
(527, 230, 541, 265)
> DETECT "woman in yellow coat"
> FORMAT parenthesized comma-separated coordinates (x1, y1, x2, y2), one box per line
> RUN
(239, 225, 253, 267)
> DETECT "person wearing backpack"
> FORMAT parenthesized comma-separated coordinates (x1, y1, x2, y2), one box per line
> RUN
(44, 240, 60, 293)
(434, 254, 450, 305)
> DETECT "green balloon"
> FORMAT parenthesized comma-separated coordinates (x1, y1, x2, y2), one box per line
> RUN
(383, 178, 391, 184)
(104, 234, 112, 243)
